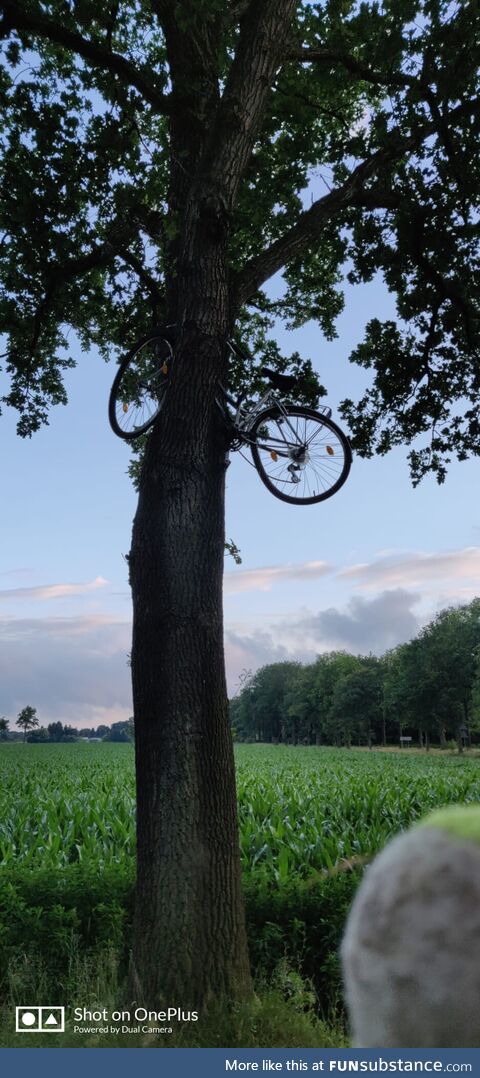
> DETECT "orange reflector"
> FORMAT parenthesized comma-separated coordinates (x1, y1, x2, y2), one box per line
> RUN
(161, 362, 168, 375)
(326, 445, 334, 456)
(122, 403, 129, 413)
(270, 451, 278, 461)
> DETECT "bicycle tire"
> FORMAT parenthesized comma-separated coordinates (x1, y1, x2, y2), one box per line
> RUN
(108, 329, 174, 441)
(250, 404, 351, 505)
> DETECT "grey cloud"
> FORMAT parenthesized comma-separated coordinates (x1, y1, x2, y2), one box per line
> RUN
(0, 615, 132, 726)
(224, 628, 313, 692)
(225, 589, 422, 690)
(290, 589, 421, 654)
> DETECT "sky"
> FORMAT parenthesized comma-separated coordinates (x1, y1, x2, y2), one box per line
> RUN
(1, 273, 479, 728)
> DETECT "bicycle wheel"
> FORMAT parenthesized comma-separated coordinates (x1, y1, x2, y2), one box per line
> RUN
(108, 330, 174, 440)
(250, 405, 351, 505)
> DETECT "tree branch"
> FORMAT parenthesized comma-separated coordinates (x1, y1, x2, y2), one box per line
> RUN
(0, 0, 173, 114)
(235, 96, 480, 305)
(119, 248, 163, 312)
(24, 217, 152, 354)
(235, 138, 417, 304)
(285, 48, 416, 90)
(204, 0, 298, 206)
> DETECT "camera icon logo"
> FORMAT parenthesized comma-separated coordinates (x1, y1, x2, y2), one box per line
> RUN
(16, 1006, 65, 1033)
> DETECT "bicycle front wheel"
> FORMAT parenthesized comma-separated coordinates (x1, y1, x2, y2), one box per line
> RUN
(108, 330, 174, 440)
(250, 405, 351, 505)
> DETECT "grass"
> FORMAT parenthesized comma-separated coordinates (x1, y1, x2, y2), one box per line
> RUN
(0, 968, 348, 1048)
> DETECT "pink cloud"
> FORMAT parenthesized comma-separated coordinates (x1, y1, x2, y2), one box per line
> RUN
(224, 560, 331, 595)
(338, 547, 480, 590)
(0, 576, 108, 602)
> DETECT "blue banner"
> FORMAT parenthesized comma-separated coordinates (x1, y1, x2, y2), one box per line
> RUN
(2, 1048, 480, 1078)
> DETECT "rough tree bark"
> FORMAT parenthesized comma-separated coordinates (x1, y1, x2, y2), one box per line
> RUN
(128, 0, 298, 1007)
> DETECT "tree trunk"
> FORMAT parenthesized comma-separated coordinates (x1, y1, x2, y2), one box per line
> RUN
(125, 0, 299, 1011)
(129, 239, 252, 1004)
(463, 699, 471, 748)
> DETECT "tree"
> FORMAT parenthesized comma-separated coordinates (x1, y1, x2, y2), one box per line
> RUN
(230, 662, 301, 742)
(420, 601, 480, 752)
(0, 716, 9, 740)
(27, 726, 51, 743)
(47, 720, 65, 742)
(16, 706, 39, 742)
(1, 0, 479, 1006)
(330, 660, 383, 748)
(104, 719, 135, 742)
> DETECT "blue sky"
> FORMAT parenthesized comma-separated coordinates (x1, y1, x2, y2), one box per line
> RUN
(1, 274, 479, 727)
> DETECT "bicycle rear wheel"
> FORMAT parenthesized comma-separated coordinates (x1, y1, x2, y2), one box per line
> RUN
(250, 404, 351, 505)
(108, 330, 174, 440)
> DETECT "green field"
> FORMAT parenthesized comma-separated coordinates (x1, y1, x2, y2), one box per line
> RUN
(1, 741, 480, 877)
(1, 742, 480, 1044)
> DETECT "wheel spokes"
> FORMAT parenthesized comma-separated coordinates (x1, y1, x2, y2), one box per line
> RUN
(255, 411, 347, 502)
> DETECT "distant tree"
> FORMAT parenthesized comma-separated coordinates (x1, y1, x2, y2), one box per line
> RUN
(309, 653, 363, 746)
(0, 717, 9, 740)
(47, 720, 65, 742)
(421, 601, 480, 752)
(61, 725, 79, 742)
(16, 706, 39, 742)
(27, 726, 51, 743)
(104, 719, 134, 742)
(95, 725, 110, 739)
(230, 663, 301, 743)
(283, 663, 320, 744)
(330, 661, 383, 749)
(385, 637, 440, 749)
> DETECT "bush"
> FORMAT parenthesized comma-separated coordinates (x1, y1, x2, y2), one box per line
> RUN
(0, 865, 134, 1005)
(0, 864, 361, 1017)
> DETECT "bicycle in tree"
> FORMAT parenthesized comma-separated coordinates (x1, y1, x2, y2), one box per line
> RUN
(108, 327, 352, 506)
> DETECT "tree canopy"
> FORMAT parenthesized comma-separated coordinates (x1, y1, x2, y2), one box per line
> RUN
(1, 0, 479, 479)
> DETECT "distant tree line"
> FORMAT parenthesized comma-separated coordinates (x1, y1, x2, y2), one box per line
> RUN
(230, 600, 480, 754)
(0, 713, 134, 743)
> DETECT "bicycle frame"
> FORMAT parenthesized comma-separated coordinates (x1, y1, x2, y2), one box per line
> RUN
(219, 383, 332, 456)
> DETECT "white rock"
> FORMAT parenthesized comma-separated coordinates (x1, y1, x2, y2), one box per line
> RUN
(341, 826, 480, 1047)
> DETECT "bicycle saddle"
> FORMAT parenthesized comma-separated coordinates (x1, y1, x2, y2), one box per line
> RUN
(261, 367, 299, 392)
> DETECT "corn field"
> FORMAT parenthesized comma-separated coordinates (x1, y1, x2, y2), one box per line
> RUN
(1, 742, 480, 879)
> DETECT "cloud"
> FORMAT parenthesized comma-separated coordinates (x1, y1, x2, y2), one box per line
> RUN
(225, 589, 422, 689)
(338, 547, 480, 590)
(224, 560, 331, 595)
(0, 576, 108, 602)
(0, 614, 131, 727)
(0, 584, 423, 719)
(225, 627, 313, 694)
(291, 589, 421, 654)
